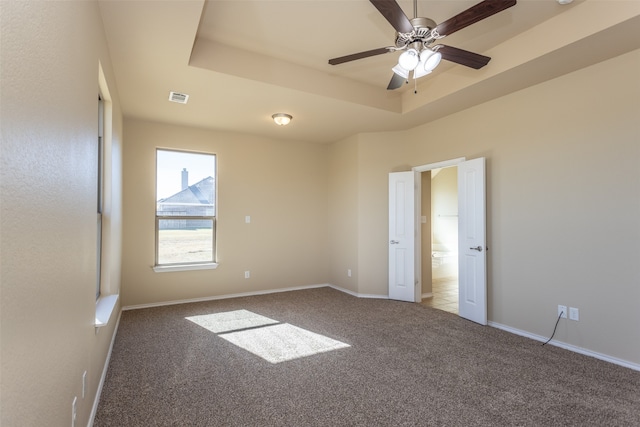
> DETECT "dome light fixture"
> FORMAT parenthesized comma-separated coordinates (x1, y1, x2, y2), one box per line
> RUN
(272, 113, 292, 126)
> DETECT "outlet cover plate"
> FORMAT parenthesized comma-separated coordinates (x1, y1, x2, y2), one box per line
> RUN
(558, 305, 567, 319)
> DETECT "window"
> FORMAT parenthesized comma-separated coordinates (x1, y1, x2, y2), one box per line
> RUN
(95, 63, 119, 327)
(155, 149, 216, 268)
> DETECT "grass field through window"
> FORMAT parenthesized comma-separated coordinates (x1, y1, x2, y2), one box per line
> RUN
(158, 228, 213, 264)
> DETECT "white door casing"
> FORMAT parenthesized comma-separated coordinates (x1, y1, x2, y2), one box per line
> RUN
(388, 171, 420, 302)
(388, 158, 487, 319)
(457, 157, 487, 325)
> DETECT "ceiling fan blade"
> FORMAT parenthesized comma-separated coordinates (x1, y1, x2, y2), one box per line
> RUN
(370, 0, 414, 34)
(387, 73, 406, 90)
(435, 45, 491, 69)
(328, 47, 393, 65)
(435, 0, 517, 37)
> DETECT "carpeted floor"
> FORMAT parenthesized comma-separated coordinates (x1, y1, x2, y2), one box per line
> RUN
(94, 287, 640, 426)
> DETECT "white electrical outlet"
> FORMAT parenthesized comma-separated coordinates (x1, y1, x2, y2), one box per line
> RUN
(71, 396, 77, 427)
(569, 307, 579, 321)
(558, 305, 567, 319)
(244, 271, 250, 279)
(347, 269, 352, 277)
(245, 215, 251, 224)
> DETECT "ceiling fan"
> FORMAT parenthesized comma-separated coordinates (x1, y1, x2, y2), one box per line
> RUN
(328, 0, 517, 90)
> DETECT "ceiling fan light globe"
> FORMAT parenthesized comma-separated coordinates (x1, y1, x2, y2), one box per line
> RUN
(392, 64, 410, 79)
(398, 49, 419, 70)
(413, 67, 432, 79)
(423, 51, 442, 72)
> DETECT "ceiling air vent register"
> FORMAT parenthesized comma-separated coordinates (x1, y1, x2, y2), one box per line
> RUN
(168, 91, 189, 104)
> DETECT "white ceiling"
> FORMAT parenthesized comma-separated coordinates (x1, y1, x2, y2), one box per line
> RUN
(98, 0, 640, 143)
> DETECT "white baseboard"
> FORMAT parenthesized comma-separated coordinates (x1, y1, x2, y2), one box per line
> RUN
(88, 309, 122, 427)
(421, 292, 433, 299)
(122, 284, 389, 311)
(123, 284, 338, 311)
(488, 321, 640, 372)
(327, 284, 388, 299)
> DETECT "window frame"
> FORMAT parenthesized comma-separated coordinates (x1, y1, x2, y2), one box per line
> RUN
(95, 63, 120, 328)
(97, 94, 104, 299)
(154, 148, 217, 271)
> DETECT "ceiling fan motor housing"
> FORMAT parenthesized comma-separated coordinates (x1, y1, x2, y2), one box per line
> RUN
(395, 17, 438, 48)
(412, 17, 437, 30)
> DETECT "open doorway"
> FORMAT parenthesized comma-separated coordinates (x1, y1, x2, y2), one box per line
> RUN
(421, 167, 459, 314)
(389, 157, 487, 324)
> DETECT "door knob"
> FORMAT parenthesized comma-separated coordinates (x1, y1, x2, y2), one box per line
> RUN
(470, 246, 483, 252)
(390, 240, 400, 244)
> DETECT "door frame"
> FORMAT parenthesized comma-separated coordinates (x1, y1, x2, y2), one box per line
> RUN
(413, 158, 467, 174)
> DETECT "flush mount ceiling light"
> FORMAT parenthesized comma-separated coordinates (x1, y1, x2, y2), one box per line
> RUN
(272, 113, 292, 126)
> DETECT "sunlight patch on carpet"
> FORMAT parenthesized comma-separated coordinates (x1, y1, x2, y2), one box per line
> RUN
(220, 323, 350, 364)
(186, 310, 350, 363)
(185, 309, 278, 333)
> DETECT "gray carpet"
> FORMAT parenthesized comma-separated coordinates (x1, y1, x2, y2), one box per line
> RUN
(94, 287, 640, 426)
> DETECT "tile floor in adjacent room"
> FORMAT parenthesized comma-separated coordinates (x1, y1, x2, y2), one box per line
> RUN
(421, 278, 459, 314)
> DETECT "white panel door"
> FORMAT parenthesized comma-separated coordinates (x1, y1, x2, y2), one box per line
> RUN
(458, 158, 487, 324)
(389, 171, 420, 302)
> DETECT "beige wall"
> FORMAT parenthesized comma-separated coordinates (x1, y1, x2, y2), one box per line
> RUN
(122, 120, 329, 306)
(327, 135, 359, 293)
(0, 1, 123, 426)
(354, 131, 414, 296)
(329, 49, 640, 365)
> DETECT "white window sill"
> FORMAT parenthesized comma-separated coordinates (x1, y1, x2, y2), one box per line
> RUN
(95, 294, 119, 328)
(153, 263, 219, 273)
